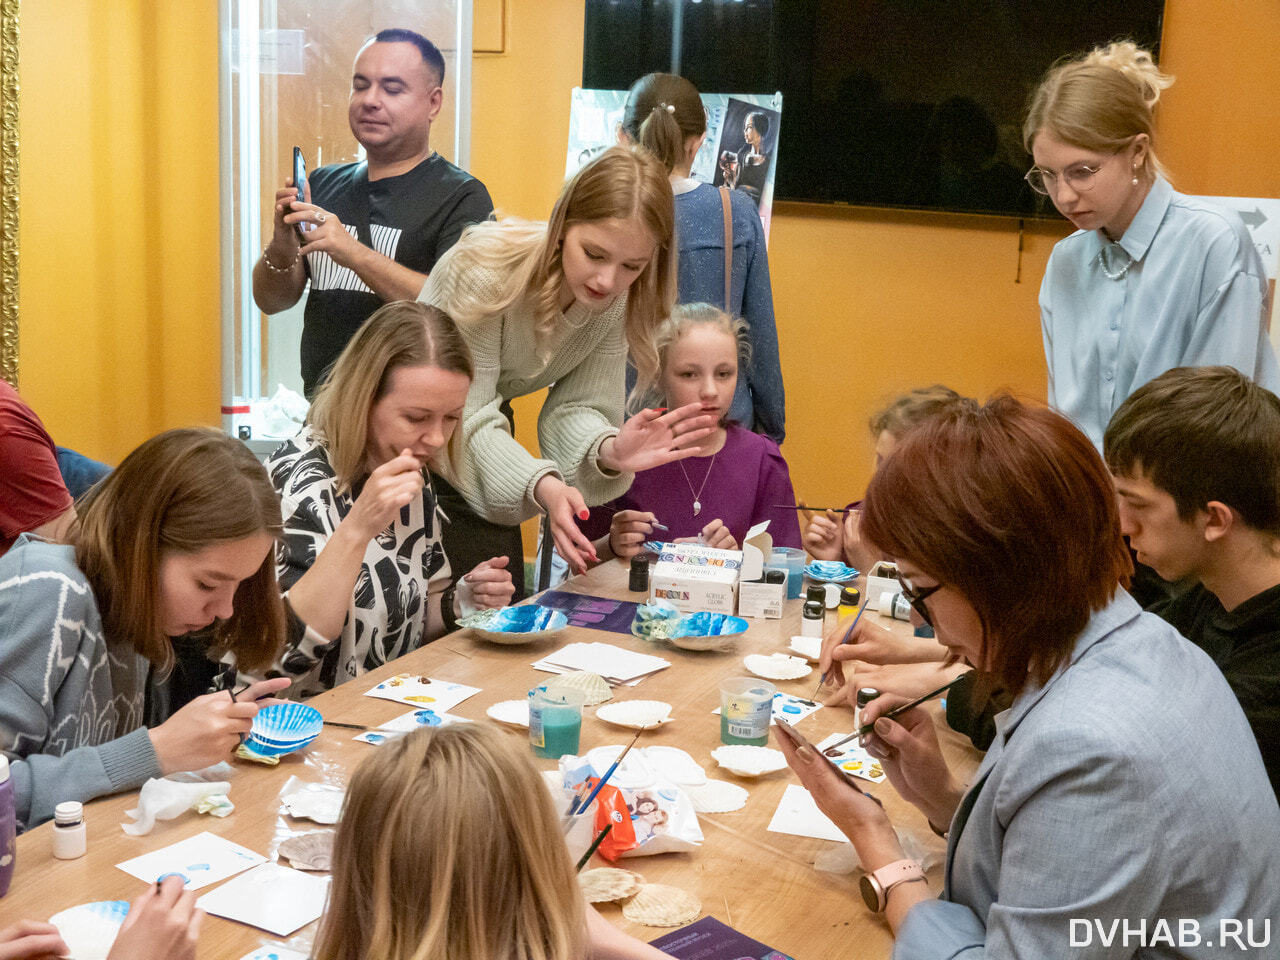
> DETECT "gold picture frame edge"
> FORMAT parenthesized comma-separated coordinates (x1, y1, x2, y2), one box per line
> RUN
(0, 0, 16, 387)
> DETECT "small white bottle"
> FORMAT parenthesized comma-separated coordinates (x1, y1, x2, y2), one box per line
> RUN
(52, 801, 86, 860)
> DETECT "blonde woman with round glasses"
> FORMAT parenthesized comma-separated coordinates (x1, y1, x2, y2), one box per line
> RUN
(313, 722, 675, 960)
(1026, 41, 1280, 451)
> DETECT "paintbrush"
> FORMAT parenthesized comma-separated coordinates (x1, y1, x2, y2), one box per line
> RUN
(564, 727, 645, 826)
(807, 598, 871, 703)
(823, 677, 962, 752)
(773, 504, 851, 515)
(321, 720, 368, 731)
(575, 824, 614, 871)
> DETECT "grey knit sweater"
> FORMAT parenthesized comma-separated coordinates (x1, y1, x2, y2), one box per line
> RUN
(422, 257, 635, 525)
(0, 536, 160, 829)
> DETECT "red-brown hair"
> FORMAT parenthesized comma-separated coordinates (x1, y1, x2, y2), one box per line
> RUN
(861, 395, 1131, 696)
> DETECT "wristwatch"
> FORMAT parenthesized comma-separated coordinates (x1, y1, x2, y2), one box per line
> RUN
(860, 859, 926, 913)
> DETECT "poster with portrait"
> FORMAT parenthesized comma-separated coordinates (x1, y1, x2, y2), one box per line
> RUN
(566, 88, 784, 240)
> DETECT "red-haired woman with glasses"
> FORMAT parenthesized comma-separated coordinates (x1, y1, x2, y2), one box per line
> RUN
(777, 396, 1280, 957)
(1026, 42, 1279, 452)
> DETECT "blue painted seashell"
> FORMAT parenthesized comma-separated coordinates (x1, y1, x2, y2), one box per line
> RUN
(674, 611, 750, 637)
(804, 560, 859, 582)
(247, 702, 323, 756)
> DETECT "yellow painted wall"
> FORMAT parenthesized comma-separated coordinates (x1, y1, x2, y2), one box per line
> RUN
(18, 0, 221, 464)
(16, 0, 1280, 521)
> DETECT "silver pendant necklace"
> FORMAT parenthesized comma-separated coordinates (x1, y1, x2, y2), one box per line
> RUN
(678, 453, 717, 516)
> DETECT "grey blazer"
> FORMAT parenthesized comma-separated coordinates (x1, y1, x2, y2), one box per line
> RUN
(895, 590, 1280, 959)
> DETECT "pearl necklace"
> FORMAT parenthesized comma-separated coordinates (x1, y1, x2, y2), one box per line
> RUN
(1097, 241, 1133, 281)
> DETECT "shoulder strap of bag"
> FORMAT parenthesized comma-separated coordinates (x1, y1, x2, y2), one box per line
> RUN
(719, 186, 733, 311)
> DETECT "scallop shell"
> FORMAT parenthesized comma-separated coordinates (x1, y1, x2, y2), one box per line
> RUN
(804, 560, 859, 582)
(642, 745, 707, 786)
(579, 867, 646, 903)
(281, 787, 345, 825)
(595, 700, 673, 729)
(277, 830, 335, 872)
(621, 884, 701, 927)
(485, 699, 530, 727)
(788, 635, 822, 662)
(49, 901, 129, 960)
(669, 612, 749, 651)
(710, 745, 787, 777)
(546, 670, 613, 706)
(743, 653, 813, 681)
(462, 604, 568, 645)
(247, 702, 323, 756)
(685, 779, 749, 813)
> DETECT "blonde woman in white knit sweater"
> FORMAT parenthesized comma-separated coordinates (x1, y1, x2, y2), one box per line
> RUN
(422, 146, 714, 576)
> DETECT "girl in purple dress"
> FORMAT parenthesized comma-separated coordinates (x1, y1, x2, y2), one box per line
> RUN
(578, 303, 801, 559)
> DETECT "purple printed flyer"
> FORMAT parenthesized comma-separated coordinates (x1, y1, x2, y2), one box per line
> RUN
(535, 590, 639, 635)
(648, 916, 794, 960)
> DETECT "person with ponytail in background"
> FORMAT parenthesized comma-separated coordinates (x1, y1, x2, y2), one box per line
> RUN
(619, 73, 785, 444)
(1027, 41, 1280, 452)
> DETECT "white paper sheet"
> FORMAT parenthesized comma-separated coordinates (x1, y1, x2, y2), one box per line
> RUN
(766, 783, 849, 843)
(115, 831, 267, 890)
(533, 642, 670, 683)
(353, 708, 470, 744)
(362, 674, 480, 711)
(197, 862, 329, 936)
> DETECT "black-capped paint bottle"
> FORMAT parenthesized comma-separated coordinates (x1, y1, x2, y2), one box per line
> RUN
(629, 555, 649, 593)
(801, 600, 825, 637)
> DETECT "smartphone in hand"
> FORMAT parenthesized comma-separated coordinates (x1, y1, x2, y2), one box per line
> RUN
(293, 147, 307, 202)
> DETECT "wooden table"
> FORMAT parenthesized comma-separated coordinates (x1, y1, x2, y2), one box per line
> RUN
(7, 562, 980, 957)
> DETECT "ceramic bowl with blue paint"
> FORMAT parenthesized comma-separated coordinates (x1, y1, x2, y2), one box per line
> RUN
(803, 560, 859, 583)
(461, 604, 569, 645)
(247, 702, 323, 756)
(669, 612, 750, 651)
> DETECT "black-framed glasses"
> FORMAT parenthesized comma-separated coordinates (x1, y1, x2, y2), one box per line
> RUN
(1023, 160, 1106, 196)
(897, 574, 941, 626)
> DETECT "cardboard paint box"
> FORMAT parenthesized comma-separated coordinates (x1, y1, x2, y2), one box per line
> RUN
(649, 542, 743, 614)
(865, 560, 900, 611)
(736, 521, 784, 619)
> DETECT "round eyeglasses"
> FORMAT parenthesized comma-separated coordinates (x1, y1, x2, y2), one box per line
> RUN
(1024, 161, 1106, 196)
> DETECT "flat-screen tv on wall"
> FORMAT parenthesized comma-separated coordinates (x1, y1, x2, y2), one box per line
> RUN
(583, 0, 1166, 220)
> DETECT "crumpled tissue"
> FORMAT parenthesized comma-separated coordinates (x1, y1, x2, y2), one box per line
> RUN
(122, 764, 237, 835)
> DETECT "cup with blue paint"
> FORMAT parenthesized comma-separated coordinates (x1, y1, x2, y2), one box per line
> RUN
(767, 547, 806, 600)
(529, 685, 585, 759)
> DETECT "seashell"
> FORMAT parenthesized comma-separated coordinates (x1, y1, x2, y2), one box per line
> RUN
(545, 670, 613, 706)
(281, 787, 345, 825)
(685, 779, 749, 813)
(485, 699, 530, 727)
(247, 702, 323, 757)
(641, 745, 706, 786)
(788, 635, 822, 661)
(461, 604, 568, 645)
(710, 745, 787, 777)
(621, 883, 701, 927)
(49, 901, 129, 960)
(743, 653, 813, 681)
(804, 560, 859, 582)
(579, 867, 646, 903)
(277, 830, 335, 872)
(668, 612, 750, 651)
(595, 700, 673, 730)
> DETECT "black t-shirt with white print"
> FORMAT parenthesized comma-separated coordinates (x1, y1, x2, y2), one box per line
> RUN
(299, 153, 493, 396)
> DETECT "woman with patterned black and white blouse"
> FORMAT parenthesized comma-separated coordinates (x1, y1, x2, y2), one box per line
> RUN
(263, 301, 514, 697)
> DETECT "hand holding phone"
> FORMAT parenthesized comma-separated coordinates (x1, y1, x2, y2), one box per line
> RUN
(292, 147, 309, 242)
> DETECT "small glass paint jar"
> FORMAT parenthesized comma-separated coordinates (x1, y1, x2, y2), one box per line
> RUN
(801, 600, 825, 637)
(52, 801, 86, 860)
(628, 555, 649, 592)
(838, 586, 861, 619)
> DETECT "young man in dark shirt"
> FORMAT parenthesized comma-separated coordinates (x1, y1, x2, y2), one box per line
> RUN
(252, 28, 493, 396)
(1103, 365, 1280, 795)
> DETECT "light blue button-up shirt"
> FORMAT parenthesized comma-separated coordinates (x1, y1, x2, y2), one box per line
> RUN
(1040, 177, 1280, 450)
